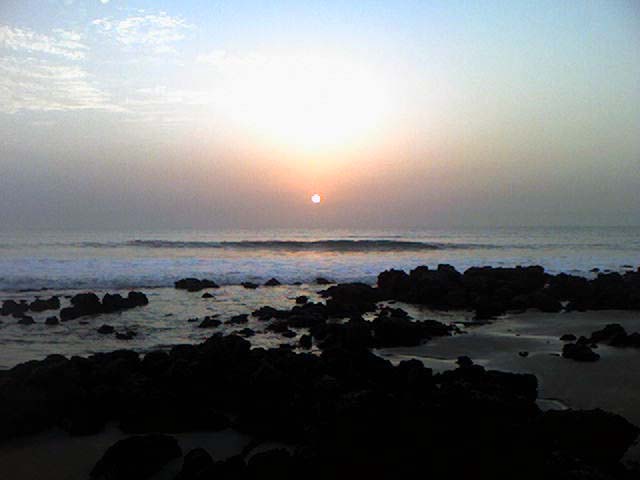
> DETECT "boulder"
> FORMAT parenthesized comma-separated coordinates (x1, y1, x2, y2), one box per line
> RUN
(562, 343, 600, 362)
(264, 278, 281, 286)
(560, 334, 576, 342)
(90, 434, 182, 479)
(174, 278, 219, 292)
(295, 295, 308, 305)
(29, 296, 60, 312)
(225, 314, 249, 325)
(1, 299, 29, 316)
(45, 316, 59, 326)
(17, 315, 35, 325)
(198, 316, 222, 328)
(97, 324, 115, 334)
(116, 330, 136, 340)
(176, 448, 214, 480)
(242, 282, 259, 289)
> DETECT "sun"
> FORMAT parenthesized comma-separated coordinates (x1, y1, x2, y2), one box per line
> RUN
(311, 193, 321, 204)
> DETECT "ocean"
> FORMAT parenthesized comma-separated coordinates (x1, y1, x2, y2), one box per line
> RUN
(1, 226, 639, 292)
(0, 226, 638, 369)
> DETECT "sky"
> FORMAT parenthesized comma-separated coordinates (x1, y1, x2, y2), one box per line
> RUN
(0, 0, 639, 230)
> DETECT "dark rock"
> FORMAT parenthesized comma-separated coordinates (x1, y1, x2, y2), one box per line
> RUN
(226, 314, 249, 325)
(45, 316, 59, 326)
(456, 356, 474, 369)
(299, 334, 312, 349)
(518, 351, 529, 357)
(322, 282, 380, 317)
(174, 278, 219, 292)
(201, 292, 214, 298)
(377, 268, 411, 298)
(589, 323, 627, 344)
(236, 328, 255, 337)
(295, 295, 308, 304)
(264, 277, 281, 286)
(315, 277, 333, 285)
(532, 409, 639, 466)
(281, 329, 297, 338)
(371, 308, 452, 347)
(97, 324, 115, 334)
(116, 330, 136, 340)
(29, 296, 60, 312)
(176, 448, 214, 480)
(90, 434, 182, 479)
(242, 282, 259, 289)
(562, 343, 600, 362)
(1, 299, 29, 316)
(17, 315, 35, 325)
(560, 334, 576, 342)
(247, 448, 294, 477)
(198, 316, 221, 328)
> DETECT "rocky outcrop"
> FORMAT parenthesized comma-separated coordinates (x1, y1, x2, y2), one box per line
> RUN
(174, 278, 219, 292)
(60, 291, 148, 321)
(0, 334, 636, 479)
(90, 434, 182, 479)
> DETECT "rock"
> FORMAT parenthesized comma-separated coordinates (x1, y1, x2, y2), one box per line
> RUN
(176, 448, 214, 480)
(589, 323, 627, 344)
(236, 328, 255, 337)
(456, 356, 474, 368)
(247, 448, 293, 477)
(532, 409, 640, 465)
(1, 299, 29, 316)
(17, 315, 35, 325)
(201, 292, 214, 298)
(315, 277, 333, 285)
(377, 269, 411, 298)
(241, 282, 259, 289)
(562, 343, 600, 362)
(295, 295, 308, 305)
(299, 334, 312, 349)
(60, 292, 101, 320)
(264, 278, 281, 286)
(45, 316, 59, 326)
(90, 434, 182, 479)
(281, 329, 297, 338)
(29, 296, 60, 312)
(518, 351, 529, 357)
(116, 330, 136, 340)
(560, 334, 576, 342)
(198, 316, 222, 328)
(322, 282, 380, 317)
(226, 314, 249, 325)
(97, 324, 115, 334)
(174, 278, 219, 292)
(127, 291, 149, 307)
(371, 308, 451, 347)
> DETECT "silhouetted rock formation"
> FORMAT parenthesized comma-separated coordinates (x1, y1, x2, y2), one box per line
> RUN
(174, 278, 219, 292)
(90, 434, 181, 479)
(59, 291, 148, 321)
(0, 333, 637, 479)
(376, 264, 640, 318)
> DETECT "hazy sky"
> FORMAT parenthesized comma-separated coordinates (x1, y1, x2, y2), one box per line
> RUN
(1, 0, 639, 230)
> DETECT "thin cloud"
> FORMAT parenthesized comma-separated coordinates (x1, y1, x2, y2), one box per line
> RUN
(0, 57, 123, 114)
(92, 12, 193, 54)
(0, 24, 87, 60)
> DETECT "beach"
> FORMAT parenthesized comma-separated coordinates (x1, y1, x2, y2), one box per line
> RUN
(1, 241, 640, 478)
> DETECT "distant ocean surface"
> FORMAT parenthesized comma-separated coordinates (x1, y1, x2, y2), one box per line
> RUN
(0, 227, 639, 292)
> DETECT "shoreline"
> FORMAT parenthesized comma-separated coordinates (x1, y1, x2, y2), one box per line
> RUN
(1, 264, 640, 478)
